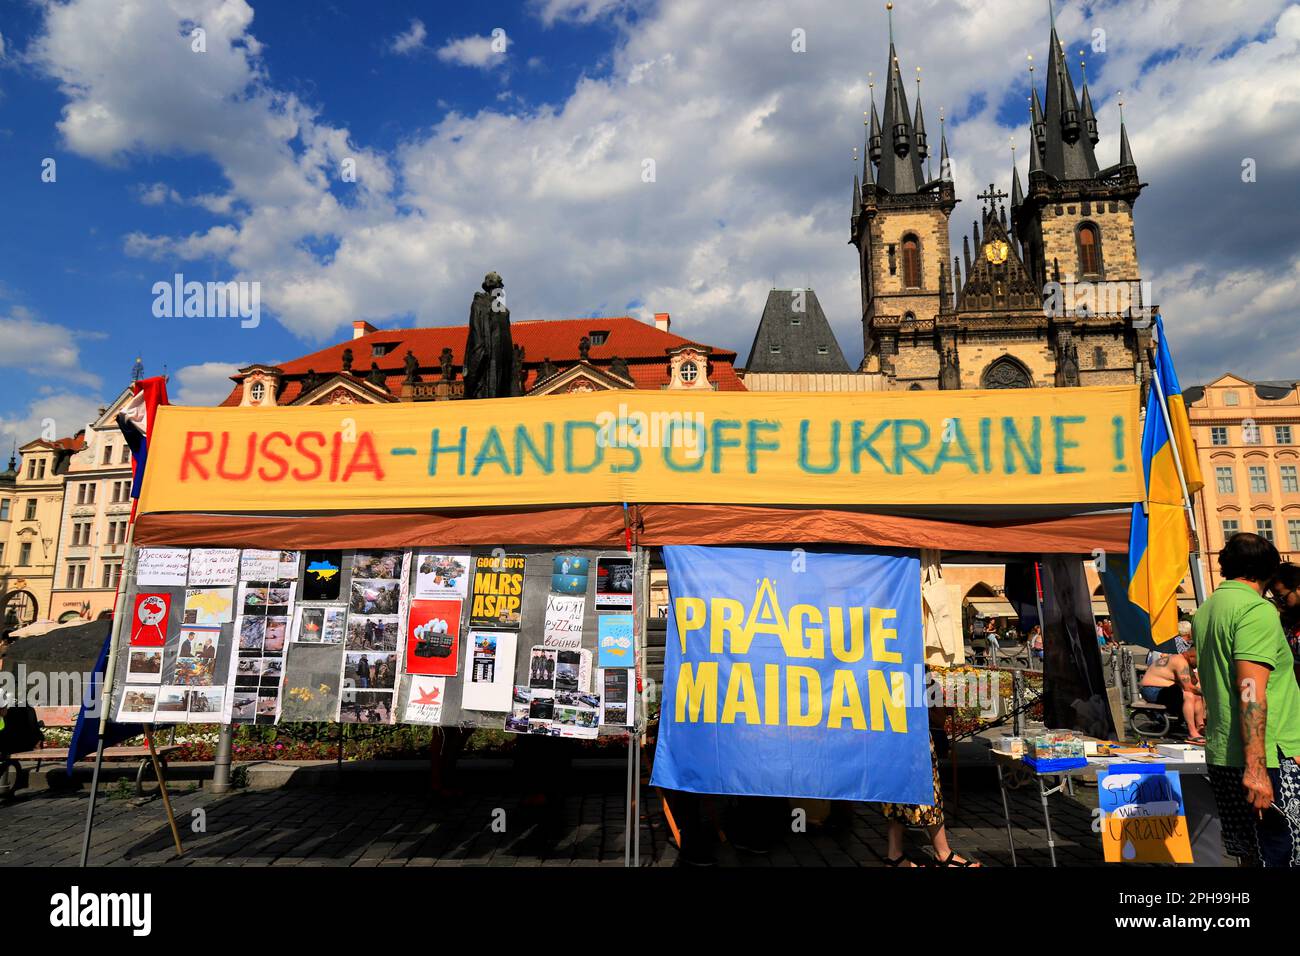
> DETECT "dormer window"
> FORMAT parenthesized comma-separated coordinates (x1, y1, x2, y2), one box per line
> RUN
(588, 331, 609, 346)
(769, 345, 781, 354)
(370, 342, 400, 358)
(680, 362, 698, 383)
(250, 382, 265, 403)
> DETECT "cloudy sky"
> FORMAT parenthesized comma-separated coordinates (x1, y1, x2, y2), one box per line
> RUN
(1, 0, 1297, 448)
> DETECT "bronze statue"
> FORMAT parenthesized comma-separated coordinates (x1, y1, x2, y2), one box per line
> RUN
(367, 361, 385, 386)
(578, 335, 591, 362)
(513, 344, 527, 395)
(341, 347, 354, 373)
(301, 368, 320, 394)
(538, 357, 557, 382)
(403, 350, 421, 384)
(610, 355, 630, 382)
(462, 272, 517, 399)
(439, 347, 456, 382)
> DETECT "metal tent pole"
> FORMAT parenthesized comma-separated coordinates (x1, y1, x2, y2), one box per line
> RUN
(79, 526, 138, 867)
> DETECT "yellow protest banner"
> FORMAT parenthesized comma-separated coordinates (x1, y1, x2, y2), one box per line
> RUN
(136, 386, 1143, 514)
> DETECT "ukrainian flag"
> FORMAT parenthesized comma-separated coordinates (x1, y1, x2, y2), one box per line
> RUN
(1129, 315, 1201, 645)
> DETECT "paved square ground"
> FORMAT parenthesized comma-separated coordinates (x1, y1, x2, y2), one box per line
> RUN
(0, 760, 1108, 867)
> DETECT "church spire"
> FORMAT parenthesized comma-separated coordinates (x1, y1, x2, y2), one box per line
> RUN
(1079, 53, 1099, 145)
(1041, 16, 1099, 179)
(867, 74, 882, 169)
(913, 67, 929, 162)
(1011, 139, 1024, 208)
(874, 6, 925, 195)
(1117, 95, 1137, 169)
(938, 107, 952, 183)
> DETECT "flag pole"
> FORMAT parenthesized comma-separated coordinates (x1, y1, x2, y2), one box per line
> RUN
(1146, 324, 1209, 608)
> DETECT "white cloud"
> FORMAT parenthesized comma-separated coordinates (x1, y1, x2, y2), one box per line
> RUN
(0, 391, 106, 450)
(170, 360, 249, 406)
(23, 0, 1300, 384)
(0, 312, 103, 387)
(436, 32, 509, 69)
(137, 181, 182, 205)
(390, 18, 427, 56)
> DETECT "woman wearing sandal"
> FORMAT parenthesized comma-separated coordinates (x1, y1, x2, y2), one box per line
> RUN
(878, 729, 981, 867)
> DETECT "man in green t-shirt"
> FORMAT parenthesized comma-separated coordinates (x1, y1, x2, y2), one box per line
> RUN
(1193, 532, 1300, 867)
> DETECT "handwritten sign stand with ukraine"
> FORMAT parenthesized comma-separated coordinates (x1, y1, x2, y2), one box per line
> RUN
(650, 546, 932, 804)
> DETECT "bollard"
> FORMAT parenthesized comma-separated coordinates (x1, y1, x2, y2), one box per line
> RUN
(211, 724, 234, 794)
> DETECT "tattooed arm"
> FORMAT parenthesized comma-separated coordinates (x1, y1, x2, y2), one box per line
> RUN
(1236, 659, 1274, 814)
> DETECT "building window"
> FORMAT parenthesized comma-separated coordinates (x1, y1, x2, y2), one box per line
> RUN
(1222, 519, 1239, 540)
(102, 445, 113, 465)
(901, 235, 922, 289)
(1284, 465, 1299, 494)
(1215, 466, 1235, 494)
(1277, 426, 1293, 445)
(1289, 519, 1300, 552)
(109, 519, 127, 544)
(817, 346, 829, 355)
(66, 563, 86, 589)
(1077, 223, 1102, 276)
(1093, 346, 1106, 369)
(1223, 391, 1239, 406)
(1249, 465, 1269, 493)
(1210, 426, 1229, 446)
(0, 500, 8, 521)
(588, 331, 609, 345)
(680, 362, 699, 384)
(19, 542, 32, 565)
(769, 345, 780, 354)
(887, 244, 897, 275)
(26, 458, 46, 480)
(1244, 422, 1262, 444)
(101, 562, 122, 590)
(111, 480, 131, 504)
(1257, 518, 1275, 543)
(23, 498, 37, 521)
(250, 382, 265, 403)
(790, 317, 801, 326)
(72, 522, 91, 546)
(121, 445, 132, 464)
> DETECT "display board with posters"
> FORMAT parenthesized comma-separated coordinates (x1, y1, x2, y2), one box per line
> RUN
(112, 545, 645, 737)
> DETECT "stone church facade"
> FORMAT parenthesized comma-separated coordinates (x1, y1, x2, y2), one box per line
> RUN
(853, 14, 1153, 392)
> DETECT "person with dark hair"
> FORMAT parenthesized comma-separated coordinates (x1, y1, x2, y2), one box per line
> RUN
(1268, 562, 1300, 687)
(1194, 532, 1300, 866)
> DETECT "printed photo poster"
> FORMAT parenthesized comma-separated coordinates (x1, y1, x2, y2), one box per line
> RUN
(174, 628, 222, 686)
(302, 550, 343, 602)
(293, 605, 346, 645)
(595, 557, 634, 610)
(151, 684, 230, 723)
(600, 668, 633, 727)
(404, 676, 447, 725)
(1098, 766, 1194, 864)
(187, 548, 240, 586)
(414, 552, 471, 600)
(127, 647, 164, 684)
(597, 614, 634, 668)
(550, 555, 590, 596)
(526, 648, 558, 736)
(405, 599, 461, 676)
(460, 631, 517, 712)
(543, 593, 585, 649)
(183, 587, 234, 627)
(130, 593, 171, 646)
(232, 576, 296, 724)
(116, 686, 159, 723)
(136, 548, 189, 587)
(505, 685, 531, 733)
(468, 552, 526, 629)
(279, 643, 344, 723)
(338, 550, 409, 724)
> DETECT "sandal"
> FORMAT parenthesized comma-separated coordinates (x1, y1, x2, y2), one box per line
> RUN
(1185, 736, 1206, 745)
(883, 854, 918, 867)
(934, 851, 981, 867)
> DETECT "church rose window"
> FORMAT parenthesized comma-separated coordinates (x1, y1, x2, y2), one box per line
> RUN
(980, 356, 1033, 389)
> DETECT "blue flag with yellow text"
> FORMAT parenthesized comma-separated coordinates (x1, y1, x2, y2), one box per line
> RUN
(650, 546, 931, 804)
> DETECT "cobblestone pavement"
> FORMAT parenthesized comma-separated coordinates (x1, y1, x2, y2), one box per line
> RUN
(0, 762, 1107, 867)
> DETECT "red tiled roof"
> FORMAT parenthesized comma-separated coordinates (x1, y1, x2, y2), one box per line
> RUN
(219, 316, 744, 405)
(21, 436, 87, 452)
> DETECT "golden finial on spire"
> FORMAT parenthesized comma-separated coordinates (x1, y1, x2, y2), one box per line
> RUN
(853, 146, 859, 164)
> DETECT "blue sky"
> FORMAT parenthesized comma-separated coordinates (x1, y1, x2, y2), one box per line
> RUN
(1, 0, 1298, 449)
